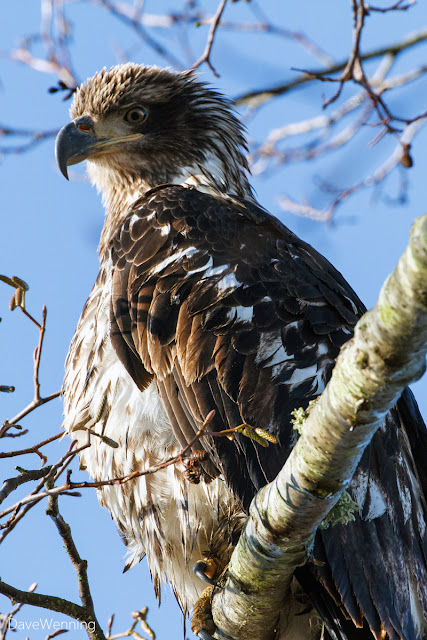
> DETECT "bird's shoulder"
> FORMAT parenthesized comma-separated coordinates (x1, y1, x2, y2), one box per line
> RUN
(108, 183, 363, 490)
(111, 183, 364, 322)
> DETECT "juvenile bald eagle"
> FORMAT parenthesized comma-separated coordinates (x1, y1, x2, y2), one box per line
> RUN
(56, 64, 427, 640)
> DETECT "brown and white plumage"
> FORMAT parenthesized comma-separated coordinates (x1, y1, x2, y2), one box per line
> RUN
(57, 63, 427, 640)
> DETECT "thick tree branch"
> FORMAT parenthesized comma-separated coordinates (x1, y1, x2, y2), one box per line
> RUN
(211, 214, 427, 640)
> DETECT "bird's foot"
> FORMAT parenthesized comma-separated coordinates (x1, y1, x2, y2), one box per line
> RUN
(192, 586, 216, 639)
(192, 584, 236, 640)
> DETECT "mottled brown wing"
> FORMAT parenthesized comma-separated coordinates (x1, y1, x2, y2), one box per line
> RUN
(110, 185, 427, 640)
(110, 185, 360, 495)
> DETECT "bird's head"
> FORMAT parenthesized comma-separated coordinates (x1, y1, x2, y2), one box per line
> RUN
(56, 63, 252, 215)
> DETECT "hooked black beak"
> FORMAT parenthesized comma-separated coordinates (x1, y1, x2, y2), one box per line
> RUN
(55, 116, 144, 180)
(55, 116, 97, 180)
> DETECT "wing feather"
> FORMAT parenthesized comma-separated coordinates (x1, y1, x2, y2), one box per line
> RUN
(110, 184, 427, 640)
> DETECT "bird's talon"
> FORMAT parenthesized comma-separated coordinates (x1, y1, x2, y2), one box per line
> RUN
(197, 630, 216, 640)
(193, 560, 215, 585)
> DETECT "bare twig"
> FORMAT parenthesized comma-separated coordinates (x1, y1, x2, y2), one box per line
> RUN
(190, 0, 228, 76)
(1, 279, 61, 428)
(90, 0, 184, 69)
(46, 630, 69, 639)
(367, 0, 414, 11)
(46, 490, 96, 615)
(7, 47, 77, 87)
(278, 116, 426, 221)
(106, 607, 155, 640)
(3, 391, 62, 429)
(0, 422, 27, 439)
(0, 497, 44, 540)
(33, 306, 46, 398)
(0, 126, 59, 155)
(0, 447, 106, 638)
(0, 467, 52, 505)
(0, 582, 37, 640)
(245, 2, 334, 65)
(0, 431, 63, 462)
(0, 412, 216, 520)
(0, 386, 15, 393)
(235, 27, 427, 106)
(0, 581, 105, 640)
(0, 438, 88, 538)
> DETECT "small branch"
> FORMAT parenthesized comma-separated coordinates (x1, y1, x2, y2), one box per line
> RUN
(3, 391, 62, 429)
(0, 582, 37, 640)
(367, 0, 414, 11)
(90, 0, 184, 69)
(234, 28, 427, 106)
(0, 422, 27, 439)
(45, 630, 69, 639)
(277, 116, 426, 221)
(6, 44, 78, 87)
(0, 439, 87, 537)
(0, 412, 216, 518)
(190, 0, 228, 77)
(254, 59, 425, 156)
(243, 2, 334, 65)
(46, 490, 96, 615)
(0, 385, 15, 393)
(0, 431, 63, 461)
(1, 468, 105, 639)
(1, 277, 61, 428)
(33, 305, 47, 401)
(106, 607, 155, 640)
(0, 497, 43, 540)
(0, 126, 60, 155)
(276, 195, 334, 223)
(0, 467, 52, 505)
(0, 580, 105, 640)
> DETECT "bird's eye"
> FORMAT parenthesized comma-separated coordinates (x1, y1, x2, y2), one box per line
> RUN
(123, 107, 148, 125)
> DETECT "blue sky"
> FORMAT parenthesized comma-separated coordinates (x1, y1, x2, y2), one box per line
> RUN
(1, 2, 427, 638)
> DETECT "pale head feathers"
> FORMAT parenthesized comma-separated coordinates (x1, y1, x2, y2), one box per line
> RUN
(71, 64, 199, 120)
(70, 63, 253, 253)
